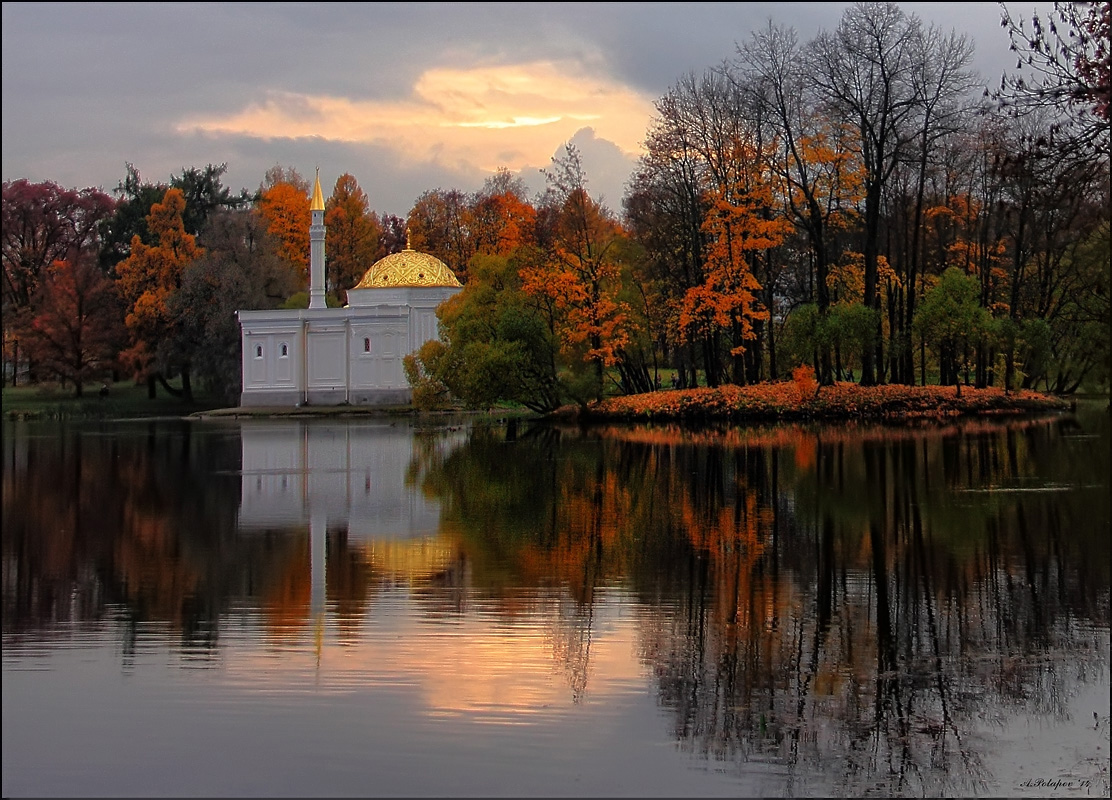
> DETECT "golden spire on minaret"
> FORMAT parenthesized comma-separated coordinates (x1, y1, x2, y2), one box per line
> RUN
(310, 167, 325, 212)
(405, 227, 412, 250)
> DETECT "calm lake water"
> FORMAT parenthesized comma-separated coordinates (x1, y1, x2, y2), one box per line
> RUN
(2, 405, 1109, 798)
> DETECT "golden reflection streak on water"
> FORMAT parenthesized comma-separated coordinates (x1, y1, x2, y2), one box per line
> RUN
(212, 580, 649, 724)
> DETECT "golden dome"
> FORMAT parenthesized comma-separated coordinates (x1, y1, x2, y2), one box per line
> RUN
(354, 248, 462, 289)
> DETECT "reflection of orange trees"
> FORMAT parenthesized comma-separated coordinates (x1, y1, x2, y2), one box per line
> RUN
(257, 530, 456, 643)
(677, 485, 779, 648)
(484, 468, 631, 606)
(637, 421, 1105, 796)
(258, 535, 311, 641)
(572, 415, 1060, 458)
(113, 507, 200, 624)
(107, 449, 220, 628)
(553, 469, 630, 603)
(5, 423, 245, 636)
(680, 488, 768, 559)
(2, 445, 110, 626)
(421, 431, 640, 700)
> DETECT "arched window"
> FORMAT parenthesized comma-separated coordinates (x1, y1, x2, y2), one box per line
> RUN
(280, 343, 289, 357)
(363, 337, 371, 353)
(255, 344, 263, 359)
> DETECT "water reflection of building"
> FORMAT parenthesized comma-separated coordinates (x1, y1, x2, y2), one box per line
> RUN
(238, 419, 457, 538)
(238, 420, 468, 640)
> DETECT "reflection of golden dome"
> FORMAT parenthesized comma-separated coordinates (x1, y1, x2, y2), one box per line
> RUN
(354, 248, 462, 289)
(362, 538, 455, 578)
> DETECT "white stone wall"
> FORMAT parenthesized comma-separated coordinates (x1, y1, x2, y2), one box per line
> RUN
(237, 285, 459, 407)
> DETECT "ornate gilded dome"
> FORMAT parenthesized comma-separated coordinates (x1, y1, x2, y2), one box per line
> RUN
(354, 248, 462, 289)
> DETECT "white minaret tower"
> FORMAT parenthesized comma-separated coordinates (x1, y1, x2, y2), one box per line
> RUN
(308, 168, 327, 309)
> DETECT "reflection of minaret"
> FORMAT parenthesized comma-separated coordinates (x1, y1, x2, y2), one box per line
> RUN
(311, 509, 327, 667)
(308, 168, 326, 310)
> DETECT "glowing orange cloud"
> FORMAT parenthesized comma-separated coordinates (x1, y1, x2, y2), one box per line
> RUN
(176, 61, 653, 172)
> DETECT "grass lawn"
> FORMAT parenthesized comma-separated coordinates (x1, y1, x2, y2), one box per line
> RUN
(2, 380, 225, 421)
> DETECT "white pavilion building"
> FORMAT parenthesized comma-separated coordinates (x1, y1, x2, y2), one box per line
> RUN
(237, 172, 462, 407)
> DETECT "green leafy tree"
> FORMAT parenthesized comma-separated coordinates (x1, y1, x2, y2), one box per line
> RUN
(781, 301, 876, 382)
(913, 267, 991, 390)
(403, 340, 452, 410)
(824, 302, 878, 381)
(170, 163, 244, 236)
(409, 253, 562, 413)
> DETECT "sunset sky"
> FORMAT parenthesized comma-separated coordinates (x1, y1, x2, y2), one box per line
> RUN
(2, 2, 1051, 218)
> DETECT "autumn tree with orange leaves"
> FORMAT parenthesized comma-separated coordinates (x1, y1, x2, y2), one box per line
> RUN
(325, 173, 382, 304)
(522, 145, 636, 403)
(114, 187, 203, 400)
(674, 130, 792, 389)
(470, 169, 538, 258)
(257, 180, 310, 296)
(404, 171, 558, 414)
(678, 181, 790, 387)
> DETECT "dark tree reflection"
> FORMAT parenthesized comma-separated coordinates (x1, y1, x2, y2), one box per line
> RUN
(418, 412, 1109, 795)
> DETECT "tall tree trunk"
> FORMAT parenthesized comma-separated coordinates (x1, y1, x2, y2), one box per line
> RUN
(862, 182, 882, 385)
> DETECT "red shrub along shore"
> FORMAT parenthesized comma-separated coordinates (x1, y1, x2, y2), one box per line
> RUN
(565, 381, 1070, 423)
